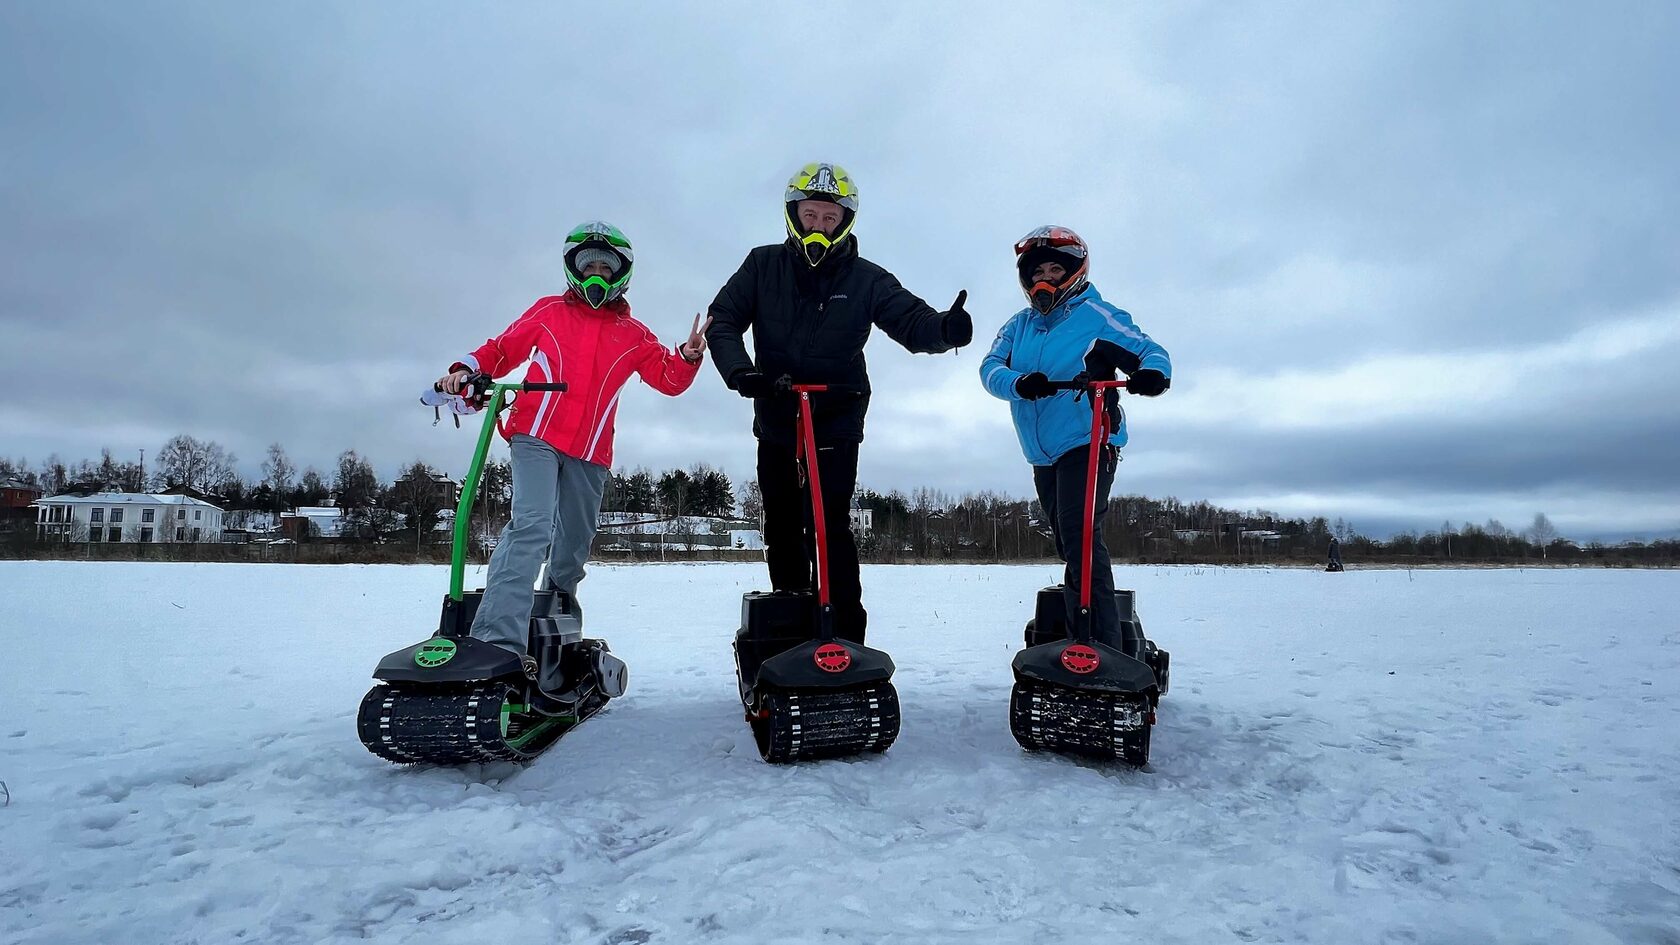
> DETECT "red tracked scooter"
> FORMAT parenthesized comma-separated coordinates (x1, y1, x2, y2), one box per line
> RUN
(1009, 378, 1170, 765)
(733, 382, 901, 763)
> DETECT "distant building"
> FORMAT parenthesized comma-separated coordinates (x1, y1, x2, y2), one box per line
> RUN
(849, 497, 872, 535)
(280, 506, 345, 540)
(2, 478, 42, 531)
(33, 491, 224, 543)
(391, 469, 461, 509)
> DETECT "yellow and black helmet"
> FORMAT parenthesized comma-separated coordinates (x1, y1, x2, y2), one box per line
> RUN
(784, 162, 859, 267)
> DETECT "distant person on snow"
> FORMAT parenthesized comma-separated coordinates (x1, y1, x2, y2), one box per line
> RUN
(980, 225, 1172, 650)
(704, 162, 973, 641)
(1327, 536, 1344, 571)
(435, 222, 710, 675)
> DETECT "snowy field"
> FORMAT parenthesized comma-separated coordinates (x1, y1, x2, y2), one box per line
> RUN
(2, 561, 1678, 945)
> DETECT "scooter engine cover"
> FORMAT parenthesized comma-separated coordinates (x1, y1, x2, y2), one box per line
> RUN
(373, 635, 522, 684)
(759, 638, 894, 689)
(1012, 639, 1156, 694)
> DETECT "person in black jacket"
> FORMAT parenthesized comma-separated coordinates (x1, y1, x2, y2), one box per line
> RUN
(705, 162, 972, 640)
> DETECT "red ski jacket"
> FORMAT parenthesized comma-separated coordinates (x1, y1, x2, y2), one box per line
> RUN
(452, 292, 700, 467)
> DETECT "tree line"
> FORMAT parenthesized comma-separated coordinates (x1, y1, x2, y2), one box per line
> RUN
(5, 437, 1677, 567)
(2, 437, 743, 551)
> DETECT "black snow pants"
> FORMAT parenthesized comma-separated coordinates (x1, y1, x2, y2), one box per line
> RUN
(1033, 444, 1121, 649)
(757, 437, 866, 641)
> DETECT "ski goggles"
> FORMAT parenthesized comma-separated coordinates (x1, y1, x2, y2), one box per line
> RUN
(1014, 225, 1088, 259)
(786, 188, 859, 211)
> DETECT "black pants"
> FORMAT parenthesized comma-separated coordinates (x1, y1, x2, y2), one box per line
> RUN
(1033, 445, 1120, 648)
(757, 438, 866, 641)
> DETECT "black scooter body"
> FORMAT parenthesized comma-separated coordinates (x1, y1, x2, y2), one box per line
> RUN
(737, 591, 895, 691)
(1022, 585, 1170, 698)
(359, 587, 626, 765)
(1009, 585, 1168, 765)
(733, 590, 901, 762)
(373, 634, 522, 685)
(1012, 640, 1158, 694)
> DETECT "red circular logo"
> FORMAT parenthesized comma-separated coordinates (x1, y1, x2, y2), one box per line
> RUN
(1061, 644, 1100, 674)
(814, 643, 852, 673)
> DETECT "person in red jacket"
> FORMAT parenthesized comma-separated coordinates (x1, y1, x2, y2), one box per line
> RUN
(435, 221, 709, 672)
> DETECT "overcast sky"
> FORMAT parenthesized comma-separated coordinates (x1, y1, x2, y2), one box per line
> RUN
(3, 2, 1677, 540)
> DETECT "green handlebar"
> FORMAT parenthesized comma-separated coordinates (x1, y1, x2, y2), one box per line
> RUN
(448, 381, 567, 601)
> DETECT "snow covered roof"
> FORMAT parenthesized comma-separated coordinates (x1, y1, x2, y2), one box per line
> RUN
(36, 492, 223, 510)
(285, 507, 343, 518)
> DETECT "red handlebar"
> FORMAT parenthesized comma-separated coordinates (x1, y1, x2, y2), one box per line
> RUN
(789, 383, 865, 394)
(1047, 378, 1128, 392)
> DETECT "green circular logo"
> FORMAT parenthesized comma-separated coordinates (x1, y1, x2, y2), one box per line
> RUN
(415, 638, 458, 668)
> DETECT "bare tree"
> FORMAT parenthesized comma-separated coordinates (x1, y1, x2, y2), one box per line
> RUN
(296, 468, 328, 507)
(334, 450, 380, 512)
(262, 444, 296, 510)
(1528, 512, 1558, 557)
(740, 479, 763, 526)
(39, 455, 69, 495)
(153, 435, 237, 493)
(390, 460, 449, 550)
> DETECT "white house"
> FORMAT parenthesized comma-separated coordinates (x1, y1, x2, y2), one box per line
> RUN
(34, 491, 225, 543)
(849, 497, 872, 535)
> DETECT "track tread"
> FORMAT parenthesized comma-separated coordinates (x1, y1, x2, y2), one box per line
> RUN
(1009, 679, 1151, 765)
(357, 682, 605, 766)
(750, 683, 900, 763)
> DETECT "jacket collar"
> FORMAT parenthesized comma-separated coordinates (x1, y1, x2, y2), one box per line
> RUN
(788, 235, 858, 300)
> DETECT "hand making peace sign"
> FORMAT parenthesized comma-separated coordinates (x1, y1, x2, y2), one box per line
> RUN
(680, 313, 713, 363)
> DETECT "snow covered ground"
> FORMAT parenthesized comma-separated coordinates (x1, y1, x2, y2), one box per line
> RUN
(2, 561, 1678, 944)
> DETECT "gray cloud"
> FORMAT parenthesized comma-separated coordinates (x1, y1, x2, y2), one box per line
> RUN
(2, 2, 1676, 540)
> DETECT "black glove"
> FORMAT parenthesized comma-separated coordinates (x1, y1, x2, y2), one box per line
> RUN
(1014, 371, 1055, 400)
(732, 371, 791, 399)
(732, 371, 771, 398)
(1126, 368, 1170, 397)
(940, 290, 972, 347)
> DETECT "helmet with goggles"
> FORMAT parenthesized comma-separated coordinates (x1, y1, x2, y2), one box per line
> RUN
(564, 221, 634, 309)
(1014, 225, 1090, 314)
(784, 162, 859, 267)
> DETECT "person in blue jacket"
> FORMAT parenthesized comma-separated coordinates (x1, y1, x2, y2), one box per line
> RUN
(981, 225, 1172, 650)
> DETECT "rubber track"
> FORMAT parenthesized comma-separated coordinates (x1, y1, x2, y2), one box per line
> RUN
(357, 683, 601, 766)
(1009, 680, 1152, 765)
(752, 683, 900, 763)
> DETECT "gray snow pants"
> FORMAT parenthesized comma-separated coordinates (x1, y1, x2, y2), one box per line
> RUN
(469, 434, 609, 655)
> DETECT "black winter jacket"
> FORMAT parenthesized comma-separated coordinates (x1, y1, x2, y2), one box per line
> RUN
(705, 237, 955, 444)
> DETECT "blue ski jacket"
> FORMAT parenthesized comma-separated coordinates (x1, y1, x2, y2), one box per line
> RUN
(980, 284, 1172, 466)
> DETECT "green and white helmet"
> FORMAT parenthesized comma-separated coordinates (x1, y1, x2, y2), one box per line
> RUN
(563, 221, 634, 309)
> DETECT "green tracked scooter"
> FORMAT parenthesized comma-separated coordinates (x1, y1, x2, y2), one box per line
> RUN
(356, 374, 628, 765)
